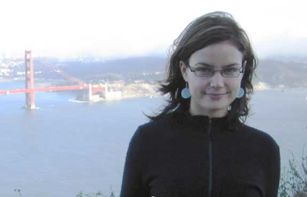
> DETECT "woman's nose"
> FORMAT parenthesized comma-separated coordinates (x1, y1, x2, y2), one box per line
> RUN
(210, 71, 224, 88)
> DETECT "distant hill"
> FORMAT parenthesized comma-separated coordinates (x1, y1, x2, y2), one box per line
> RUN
(61, 56, 168, 76)
(8, 55, 307, 88)
(255, 59, 307, 88)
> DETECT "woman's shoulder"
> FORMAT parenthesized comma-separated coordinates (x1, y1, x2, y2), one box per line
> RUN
(240, 124, 279, 149)
(129, 116, 173, 150)
(137, 116, 171, 135)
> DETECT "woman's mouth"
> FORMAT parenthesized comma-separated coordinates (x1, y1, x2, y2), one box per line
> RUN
(206, 93, 227, 99)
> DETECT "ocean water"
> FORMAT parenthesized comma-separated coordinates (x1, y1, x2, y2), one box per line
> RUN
(0, 81, 306, 197)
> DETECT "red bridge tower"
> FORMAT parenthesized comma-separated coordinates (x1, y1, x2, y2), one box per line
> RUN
(25, 50, 36, 109)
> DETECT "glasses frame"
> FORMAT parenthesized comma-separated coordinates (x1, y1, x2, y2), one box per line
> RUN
(184, 61, 245, 78)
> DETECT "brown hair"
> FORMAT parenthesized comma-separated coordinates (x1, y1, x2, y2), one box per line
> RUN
(150, 11, 257, 128)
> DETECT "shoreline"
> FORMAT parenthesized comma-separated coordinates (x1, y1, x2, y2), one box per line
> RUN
(1, 79, 306, 102)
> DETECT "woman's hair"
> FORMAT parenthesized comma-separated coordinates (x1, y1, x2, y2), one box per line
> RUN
(150, 11, 257, 128)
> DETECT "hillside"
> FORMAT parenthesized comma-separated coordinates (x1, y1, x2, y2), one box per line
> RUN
(255, 59, 307, 88)
(2, 55, 307, 88)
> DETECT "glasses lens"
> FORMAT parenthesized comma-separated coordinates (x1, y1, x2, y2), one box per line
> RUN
(195, 68, 213, 77)
(222, 68, 240, 78)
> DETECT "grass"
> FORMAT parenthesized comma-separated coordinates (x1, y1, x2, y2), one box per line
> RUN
(75, 190, 115, 197)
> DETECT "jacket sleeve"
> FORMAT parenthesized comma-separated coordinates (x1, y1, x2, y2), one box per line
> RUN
(267, 142, 280, 197)
(120, 126, 149, 197)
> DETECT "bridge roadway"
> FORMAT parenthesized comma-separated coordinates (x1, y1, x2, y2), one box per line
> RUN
(0, 84, 121, 95)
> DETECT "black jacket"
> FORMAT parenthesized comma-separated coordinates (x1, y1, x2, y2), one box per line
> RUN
(120, 110, 280, 197)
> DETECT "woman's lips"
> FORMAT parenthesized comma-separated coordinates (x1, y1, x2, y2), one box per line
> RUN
(206, 93, 227, 99)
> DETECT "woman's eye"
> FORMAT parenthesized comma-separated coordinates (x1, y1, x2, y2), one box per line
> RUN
(223, 68, 237, 73)
(196, 68, 212, 73)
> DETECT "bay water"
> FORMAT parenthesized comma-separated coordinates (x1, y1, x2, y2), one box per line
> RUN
(0, 81, 306, 197)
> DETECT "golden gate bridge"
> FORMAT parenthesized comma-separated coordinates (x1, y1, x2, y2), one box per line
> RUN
(0, 51, 123, 109)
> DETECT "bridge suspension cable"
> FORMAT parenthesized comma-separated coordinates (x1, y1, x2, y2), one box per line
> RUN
(37, 58, 86, 85)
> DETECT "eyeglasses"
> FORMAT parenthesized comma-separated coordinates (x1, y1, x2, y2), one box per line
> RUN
(186, 63, 245, 78)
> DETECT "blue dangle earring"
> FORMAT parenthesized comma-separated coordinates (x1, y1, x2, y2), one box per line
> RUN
(181, 82, 191, 99)
(228, 105, 232, 111)
(236, 87, 245, 98)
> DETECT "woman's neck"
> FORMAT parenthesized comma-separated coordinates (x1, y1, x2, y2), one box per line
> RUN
(189, 106, 228, 118)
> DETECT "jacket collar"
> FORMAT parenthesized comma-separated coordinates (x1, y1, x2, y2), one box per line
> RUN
(168, 105, 234, 132)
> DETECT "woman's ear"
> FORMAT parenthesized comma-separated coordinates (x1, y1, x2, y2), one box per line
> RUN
(180, 61, 188, 82)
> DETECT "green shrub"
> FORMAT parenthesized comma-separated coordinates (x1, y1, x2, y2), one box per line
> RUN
(279, 148, 307, 197)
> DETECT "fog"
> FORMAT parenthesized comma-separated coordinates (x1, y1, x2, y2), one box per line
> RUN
(0, 0, 306, 59)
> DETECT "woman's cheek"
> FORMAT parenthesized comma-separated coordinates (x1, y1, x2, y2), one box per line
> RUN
(191, 83, 205, 97)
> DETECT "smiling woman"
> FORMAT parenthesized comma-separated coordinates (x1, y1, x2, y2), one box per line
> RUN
(120, 11, 280, 197)
(180, 41, 246, 117)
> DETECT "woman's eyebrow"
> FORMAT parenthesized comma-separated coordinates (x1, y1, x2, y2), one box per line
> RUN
(195, 62, 240, 67)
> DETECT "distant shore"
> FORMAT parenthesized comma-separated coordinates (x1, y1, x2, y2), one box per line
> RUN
(1, 78, 306, 95)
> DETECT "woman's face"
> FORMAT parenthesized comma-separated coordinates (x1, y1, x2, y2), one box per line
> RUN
(180, 41, 245, 117)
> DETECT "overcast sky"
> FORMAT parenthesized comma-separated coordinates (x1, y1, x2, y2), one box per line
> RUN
(0, 0, 306, 59)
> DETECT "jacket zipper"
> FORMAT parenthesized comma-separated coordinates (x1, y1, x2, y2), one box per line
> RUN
(208, 118, 213, 197)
